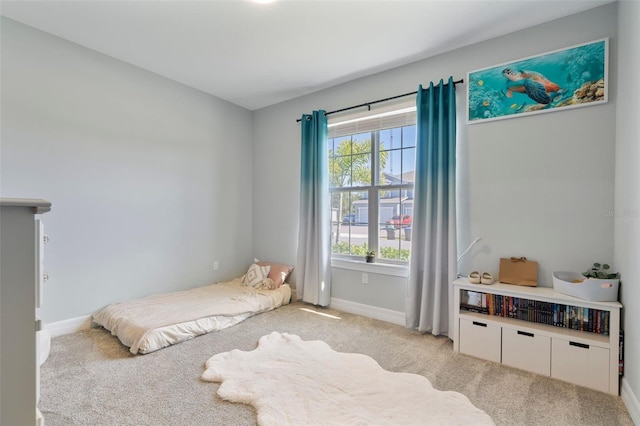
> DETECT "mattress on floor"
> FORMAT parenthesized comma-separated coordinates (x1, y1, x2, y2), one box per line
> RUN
(93, 277, 291, 354)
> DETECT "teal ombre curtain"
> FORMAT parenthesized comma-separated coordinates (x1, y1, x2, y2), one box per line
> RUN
(406, 77, 457, 335)
(296, 110, 332, 306)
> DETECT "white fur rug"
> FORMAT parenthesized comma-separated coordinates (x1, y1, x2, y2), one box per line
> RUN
(202, 332, 494, 425)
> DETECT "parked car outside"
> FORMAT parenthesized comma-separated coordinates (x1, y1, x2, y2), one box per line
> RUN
(386, 214, 412, 228)
(342, 214, 356, 224)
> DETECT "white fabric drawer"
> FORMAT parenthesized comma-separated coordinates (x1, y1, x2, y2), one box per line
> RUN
(551, 338, 609, 392)
(502, 327, 551, 376)
(459, 317, 501, 363)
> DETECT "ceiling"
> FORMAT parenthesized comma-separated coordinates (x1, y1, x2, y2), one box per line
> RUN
(0, 0, 612, 111)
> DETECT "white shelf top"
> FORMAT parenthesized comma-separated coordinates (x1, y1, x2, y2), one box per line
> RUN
(454, 277, 622, 309)
(0, 198, 51, 214)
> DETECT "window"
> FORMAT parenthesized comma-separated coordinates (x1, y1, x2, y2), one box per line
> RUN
(328, 103, 416, 262)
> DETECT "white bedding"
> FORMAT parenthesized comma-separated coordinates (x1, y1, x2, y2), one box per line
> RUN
(93, 278, 291, 354)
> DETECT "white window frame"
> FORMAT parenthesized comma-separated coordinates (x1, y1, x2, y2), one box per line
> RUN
(328, 100, 416, 264)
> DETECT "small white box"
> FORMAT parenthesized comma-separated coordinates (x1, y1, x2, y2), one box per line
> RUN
(552, 271, 619, 302)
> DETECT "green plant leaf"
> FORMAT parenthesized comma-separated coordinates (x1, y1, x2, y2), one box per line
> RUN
(593, 262, 601, 268)
(603, 264, 610, 270)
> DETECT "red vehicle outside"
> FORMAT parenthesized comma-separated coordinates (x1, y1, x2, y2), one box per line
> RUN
(386, 214, 412, 228)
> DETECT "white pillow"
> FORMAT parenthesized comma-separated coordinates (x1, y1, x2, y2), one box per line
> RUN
(243, 263, 271, 288)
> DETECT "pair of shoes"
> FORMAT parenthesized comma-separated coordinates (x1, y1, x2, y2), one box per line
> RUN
(468, 271, 495, 285)
(481, 272, 495, 284)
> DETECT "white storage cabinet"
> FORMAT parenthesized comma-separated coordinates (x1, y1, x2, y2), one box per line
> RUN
(452, 278, 621, 395)
(0, 198, 51, 425)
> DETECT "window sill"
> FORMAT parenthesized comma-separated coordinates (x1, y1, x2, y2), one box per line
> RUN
(331, 258, 409, 278)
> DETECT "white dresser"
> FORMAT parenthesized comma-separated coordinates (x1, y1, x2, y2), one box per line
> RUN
(1, 198, 51, 426)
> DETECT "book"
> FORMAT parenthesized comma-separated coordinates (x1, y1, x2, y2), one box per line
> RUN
(458, 289, 609, 336)
(619, 329, 624, 376)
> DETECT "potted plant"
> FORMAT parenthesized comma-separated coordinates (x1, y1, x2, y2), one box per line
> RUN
(365, 251, 376, 263)
(583, 262, 620, 280)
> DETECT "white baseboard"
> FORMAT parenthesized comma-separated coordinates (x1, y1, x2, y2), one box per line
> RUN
(621, 377, 640, 425)
(46, 315, 93, 337)
(329, 297, 405, 326)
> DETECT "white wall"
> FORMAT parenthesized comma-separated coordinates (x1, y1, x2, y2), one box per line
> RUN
(253, 4, 619, 312)
(0, 18, 254, 322)
(615, 0, 640, 418)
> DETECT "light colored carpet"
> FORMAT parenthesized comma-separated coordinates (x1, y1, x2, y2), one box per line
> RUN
(201, 331, 494, 425)
(39, 301, 633, 425)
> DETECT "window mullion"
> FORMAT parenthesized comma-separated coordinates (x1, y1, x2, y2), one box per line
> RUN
(370, 130, 380, 255)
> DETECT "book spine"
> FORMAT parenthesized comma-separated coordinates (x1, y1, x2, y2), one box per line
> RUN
(619, 329, 624, 376)
(546, 302, 551, 325)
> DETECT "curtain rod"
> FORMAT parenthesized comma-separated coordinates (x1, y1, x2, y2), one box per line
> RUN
(296, 78, 463, 122)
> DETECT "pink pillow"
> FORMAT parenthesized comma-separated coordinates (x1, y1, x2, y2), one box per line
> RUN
(256, 261, 294, 288)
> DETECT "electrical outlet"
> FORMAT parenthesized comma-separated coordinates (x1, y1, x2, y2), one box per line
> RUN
(214, 261, 219, 270)
(361, 273, 368, 284)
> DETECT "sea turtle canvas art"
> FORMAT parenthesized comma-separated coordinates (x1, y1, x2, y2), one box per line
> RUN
(467, 38, 608, 123)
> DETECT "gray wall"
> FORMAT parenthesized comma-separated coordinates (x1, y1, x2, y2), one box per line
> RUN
(253, 4, 619, 310)
(1, 18, 254, 322)
(615, 0, 640, 410)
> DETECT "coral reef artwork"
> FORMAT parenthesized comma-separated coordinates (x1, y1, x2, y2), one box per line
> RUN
(467, 39, 607, 123)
